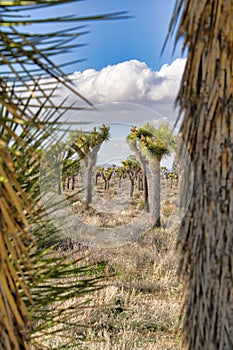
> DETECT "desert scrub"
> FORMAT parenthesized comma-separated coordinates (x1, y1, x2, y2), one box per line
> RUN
(37, 227, 183, 349)
(162, 203, 177, 217)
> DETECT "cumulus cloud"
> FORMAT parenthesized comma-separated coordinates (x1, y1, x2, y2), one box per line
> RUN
(67, 58, 186, 104)
(18, 58, 185, 123)
(41, 60, 187, 167)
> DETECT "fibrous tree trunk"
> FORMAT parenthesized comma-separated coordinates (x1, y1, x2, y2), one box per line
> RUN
(143, 173, 149, 212)
(179, 96, 233, 350)
(172, 1, 233, 348)
(129, 177, 134, 198)
(149, 158, 161, 228)
(83, 162, 93, 207)
(72, 174, 75, 190)
(81, 148, 99, 207)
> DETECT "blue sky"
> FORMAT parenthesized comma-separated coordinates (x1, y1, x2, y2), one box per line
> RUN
(24, 1, 187, 121)
(22, 1, 187, 167)
(76, 0, 184, 72)
(24, 0, 184, 73)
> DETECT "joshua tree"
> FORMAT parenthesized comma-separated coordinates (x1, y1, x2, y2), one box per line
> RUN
(101, 166, 114, 190)
(94, 165, 103, 186)
(141, 134, 170, 227)
(70, 124, 110, 206)
(128, 124, 173, 227)
(167, 171, 177, 189)
(115, 165, 126, 188)
(167, 0, 233, 348)
(63, 158, 79, 190)
(127, 129, 150, 212)
(46, 141, 71, 194)
(122, 157, 141, 198)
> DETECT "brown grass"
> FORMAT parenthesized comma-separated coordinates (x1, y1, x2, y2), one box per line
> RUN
(35, 178, 183, 349)
(34, 226, 183, 349)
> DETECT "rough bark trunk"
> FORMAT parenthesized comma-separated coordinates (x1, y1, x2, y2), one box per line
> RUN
(143, 173, 149, 213)
(81, 149, 99, 207)
(95, 174, 99, 186)
(72, 174, 75, 190)
(84, 165, 92, 206)
(137, 174, 141, 190)
(149, 159, 161, 228)
(174, 2, 233, 348)
(67, 176, 71, 190)
(129, 178, 134, 198)
(178, 106, 233, 350)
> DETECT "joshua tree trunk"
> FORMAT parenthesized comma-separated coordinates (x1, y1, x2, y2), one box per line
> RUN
(129, 178, 134, 198)
(171, 1, 233, 348)
(79, 149, 99, 207)
(84, 164, 93, 206)
(72, 174, 75, 190)
(104, 179, 109, 190)
(118, 175, 122, 188)
(178, 99, 233, 350)
(137, 174, 141, 190)
(149, 158, 161, 228)
(143, 172, 149, 213)
(95, 173, 100, 186)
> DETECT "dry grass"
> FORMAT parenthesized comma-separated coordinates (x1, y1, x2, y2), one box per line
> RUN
(37, 178, 183, 349)
(35, 227, 183, 349)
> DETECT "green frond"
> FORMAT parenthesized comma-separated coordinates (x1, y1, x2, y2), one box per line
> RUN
(127, 123, 174, 161)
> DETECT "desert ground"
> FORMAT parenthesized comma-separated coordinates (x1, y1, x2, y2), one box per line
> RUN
(39, 174, 183, 349)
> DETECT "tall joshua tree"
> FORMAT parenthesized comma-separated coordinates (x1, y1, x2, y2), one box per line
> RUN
(128, 124, 171, 227)
(122, 157, 141, 198)
(140, 133, 170, 228)
(70, 124, 110, 206)
(167, 1, 233, 348)
(46, 141, 70, 194)
(127, 128, 150, 212)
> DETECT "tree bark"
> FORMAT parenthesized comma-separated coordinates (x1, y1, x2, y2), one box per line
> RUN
(143, 173, 149, 213)
(129, 178, 134, 198)
(67, 176, 71, 190)
(149, 159, 161, 227)
(174, 1, 233, 348)
(72, 174, 75, 190)
(84, 165, 93, 206)
(178, 105, 233, 350)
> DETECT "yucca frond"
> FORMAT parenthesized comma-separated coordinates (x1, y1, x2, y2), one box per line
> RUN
(1, 87, 108, 349)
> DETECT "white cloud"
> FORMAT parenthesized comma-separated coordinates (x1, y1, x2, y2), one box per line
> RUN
(67, 58, 186, 104)
(41, 59, 186, 168)
(17, 58, 185, 124)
